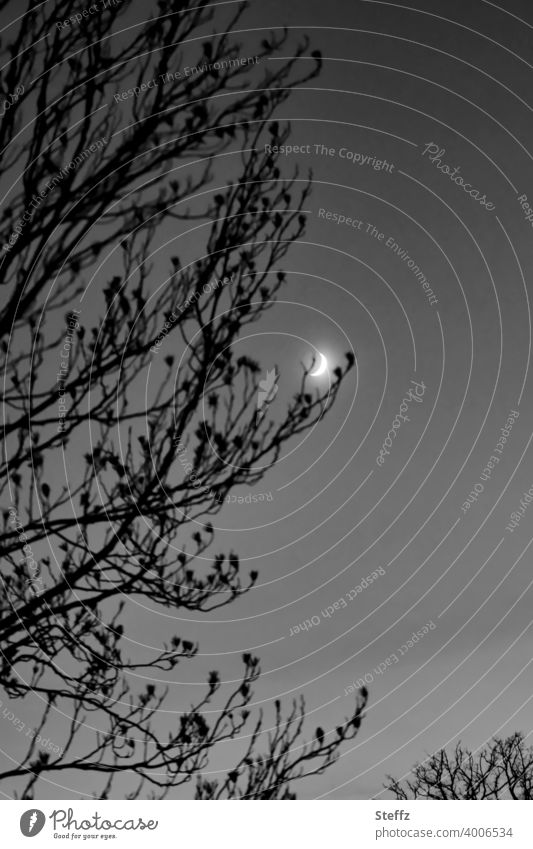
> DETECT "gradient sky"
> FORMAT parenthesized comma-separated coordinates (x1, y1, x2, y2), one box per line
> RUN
(3, 0, 533, 800)
(183, 0, 533, 800)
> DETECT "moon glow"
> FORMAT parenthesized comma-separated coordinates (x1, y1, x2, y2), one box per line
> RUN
(310, 352, 328, 377)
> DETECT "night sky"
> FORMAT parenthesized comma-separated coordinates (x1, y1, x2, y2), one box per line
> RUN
(2, 0, 533, 800)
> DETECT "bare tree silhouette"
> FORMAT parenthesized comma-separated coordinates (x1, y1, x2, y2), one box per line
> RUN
(387, 733, 533, 800)
(0, 0, 364, 799)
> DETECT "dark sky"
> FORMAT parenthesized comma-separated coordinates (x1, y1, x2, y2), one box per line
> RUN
(190, 0, 533, 799)
(3, 0, 533, 800)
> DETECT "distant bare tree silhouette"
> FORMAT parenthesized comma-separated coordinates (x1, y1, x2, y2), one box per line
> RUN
(0, 0, 364, 799)
(387, 733, 533, 799)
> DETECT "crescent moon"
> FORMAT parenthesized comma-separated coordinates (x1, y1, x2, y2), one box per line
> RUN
(310, 352, 328, 377)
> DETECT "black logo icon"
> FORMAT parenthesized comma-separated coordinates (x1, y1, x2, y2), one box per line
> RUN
(20, 809, 46, 837)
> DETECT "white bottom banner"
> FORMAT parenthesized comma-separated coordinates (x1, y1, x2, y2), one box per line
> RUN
(2, 799, 531, 848)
